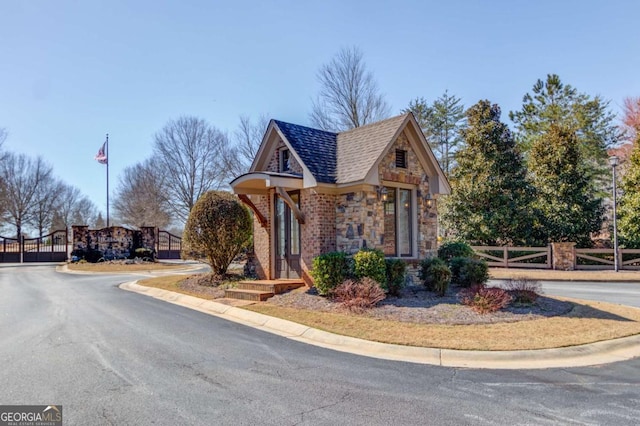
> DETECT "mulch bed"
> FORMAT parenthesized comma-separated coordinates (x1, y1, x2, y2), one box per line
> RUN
(264, 284, 573, 326)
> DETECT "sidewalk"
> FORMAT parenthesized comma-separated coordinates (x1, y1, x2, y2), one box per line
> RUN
(121, 280, 640, 370)
(490, 268, 640, 282)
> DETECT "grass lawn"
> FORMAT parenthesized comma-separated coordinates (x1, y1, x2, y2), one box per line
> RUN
(136, 274, 640, 351)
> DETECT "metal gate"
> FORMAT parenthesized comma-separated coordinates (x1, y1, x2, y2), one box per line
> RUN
(0, 229, 69, 263)
(156, 230, 182, 259)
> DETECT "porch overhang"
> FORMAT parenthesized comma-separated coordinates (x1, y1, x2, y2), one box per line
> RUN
(230, 172, 304, 195)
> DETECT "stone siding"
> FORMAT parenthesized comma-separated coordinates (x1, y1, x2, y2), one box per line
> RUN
(72, 226, 156, 258)
(334, 130, 437, 259)
(552, 242, 576, 271)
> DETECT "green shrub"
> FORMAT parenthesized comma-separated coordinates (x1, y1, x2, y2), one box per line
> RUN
(419, 257, 451, 296)
(182, 191, 252, 275)
(458, 285, 512, 314)
(450, 257, 489, 288)
(385, 258, 406, 296)
(311, 251, 349, 296)
(134, 247, 154, 260)
(353, 248, 386, 284)
(332, 277, 386, 312)
(437, 241, 474, 264)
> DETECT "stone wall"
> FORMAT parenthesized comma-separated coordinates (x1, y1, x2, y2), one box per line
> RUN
(334, 130, 438, 259)
(72, 226, 157, 259)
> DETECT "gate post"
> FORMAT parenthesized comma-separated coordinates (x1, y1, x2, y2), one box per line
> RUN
(551, 242, 576, 270)
(20, 235, 24, 264)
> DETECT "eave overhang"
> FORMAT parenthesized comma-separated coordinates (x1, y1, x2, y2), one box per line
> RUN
(230, 172, 304, 195)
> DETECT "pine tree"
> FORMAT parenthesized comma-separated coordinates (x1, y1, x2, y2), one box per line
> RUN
(510, 74, 620, 182)
(618, 133, 640, 248)
(440, 100, 538, 245)
(528, 124, 604, 246)
(403, 91, 465, 176)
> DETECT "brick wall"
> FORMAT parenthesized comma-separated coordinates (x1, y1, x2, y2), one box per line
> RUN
(248, 193, 271, 279)
(300, 189, 336, 284)
(267, 140, 303, 174)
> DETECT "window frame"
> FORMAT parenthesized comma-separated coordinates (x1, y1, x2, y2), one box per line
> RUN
(280, 149, 291, 173)
(383, 185, 417, 258)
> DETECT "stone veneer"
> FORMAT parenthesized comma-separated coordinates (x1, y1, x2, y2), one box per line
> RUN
(551, 242, 576, 271)
(245, 130, 438, 286)
(72, 226, 156, 258)
(335, 130, 438, 261)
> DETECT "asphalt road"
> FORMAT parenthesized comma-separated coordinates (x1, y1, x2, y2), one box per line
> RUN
(2, 265, 640, 425)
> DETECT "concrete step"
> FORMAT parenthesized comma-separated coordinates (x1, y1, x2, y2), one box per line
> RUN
(224, 289, 274, 302)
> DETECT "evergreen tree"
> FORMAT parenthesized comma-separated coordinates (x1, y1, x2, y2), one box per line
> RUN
(618, 133, 640, 248)
(403, 91, 465, 176)
(510, 74, 620, 181)
(528, 124, 604, 246)
(440, 100, 538, 245)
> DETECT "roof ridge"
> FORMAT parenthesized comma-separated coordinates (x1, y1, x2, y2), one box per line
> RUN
(337, 113, 410, 135)
(273, 119, 337, 136)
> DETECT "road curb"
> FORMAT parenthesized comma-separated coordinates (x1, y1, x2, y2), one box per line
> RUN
(120, 281, 640, 370)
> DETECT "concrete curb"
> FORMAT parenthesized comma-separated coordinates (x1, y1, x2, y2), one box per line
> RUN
(120, 281, 640, 370)
(56, 263, 203, 275)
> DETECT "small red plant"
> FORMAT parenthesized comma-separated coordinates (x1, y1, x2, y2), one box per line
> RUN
(332, 278, 386, 313)
(458, 285, 512, 314)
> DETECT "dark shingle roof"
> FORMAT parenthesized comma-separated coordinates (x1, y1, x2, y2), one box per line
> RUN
(273, 120, 337, 183)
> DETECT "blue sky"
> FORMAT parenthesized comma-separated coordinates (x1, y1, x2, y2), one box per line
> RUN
(1, 0, 639, 216)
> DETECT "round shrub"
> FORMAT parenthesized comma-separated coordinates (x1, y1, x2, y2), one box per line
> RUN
(385, 258, 406, 296)
(450, 257, 489, 288)
(437, 241, 474, 264)
(419, 257, 451, 296)
(311, 251, 349, 296)
(182, 191, 252, 275)
(353, 248, 386, 285)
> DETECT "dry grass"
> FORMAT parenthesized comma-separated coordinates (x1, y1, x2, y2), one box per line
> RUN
(68, 262, 188, 273)
(138, 275, 223, 301)
(245, 299, 640, 351)
(135, 272, 640, 351)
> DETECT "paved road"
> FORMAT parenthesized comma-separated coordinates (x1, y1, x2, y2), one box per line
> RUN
(2, 266, 640, 425)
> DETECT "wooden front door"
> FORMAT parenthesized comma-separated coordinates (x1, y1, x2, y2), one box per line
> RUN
(274, 192, 301, 279)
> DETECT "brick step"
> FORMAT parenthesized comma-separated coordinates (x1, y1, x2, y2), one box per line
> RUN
(224, 289, 274, 302)
(235, 280, 304, 294)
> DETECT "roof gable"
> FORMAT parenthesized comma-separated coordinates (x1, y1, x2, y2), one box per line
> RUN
(272, 121, 337, 184)
(336, 114, 409, 184)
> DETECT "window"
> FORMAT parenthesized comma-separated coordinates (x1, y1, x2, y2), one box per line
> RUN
(280, 149, 291, 172)
(383, 186, 413, 257)
(395, 149, 407, 168)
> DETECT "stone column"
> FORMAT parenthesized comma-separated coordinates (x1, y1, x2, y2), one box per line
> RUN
(551, 242, 576, 271)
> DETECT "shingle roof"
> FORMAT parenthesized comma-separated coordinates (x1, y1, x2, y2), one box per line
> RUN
(273, 120, 337, 183)
(336, 114, 409, 184)
(273, 114, 409, 185)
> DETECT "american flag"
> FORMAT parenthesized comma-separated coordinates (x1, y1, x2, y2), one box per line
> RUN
(95, 141, 107, 164)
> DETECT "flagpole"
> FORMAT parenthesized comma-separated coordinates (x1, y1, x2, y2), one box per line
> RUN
(106, 133, 110, 228)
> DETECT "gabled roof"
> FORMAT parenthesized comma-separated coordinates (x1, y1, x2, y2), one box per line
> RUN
(242, 113, 450, 194)
(272, 120, 337, 184)
(336, 114, 408, 184)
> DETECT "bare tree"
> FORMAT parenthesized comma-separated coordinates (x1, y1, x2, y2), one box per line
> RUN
(30, 177, 64, 238)
(310, 46, 390, 132)
(153, 116, 235, 223)
(233, 114, 269, 175)
(55, 184, 97, 230)
(113, 159, 172, 229)
(0, 153, 53, 238)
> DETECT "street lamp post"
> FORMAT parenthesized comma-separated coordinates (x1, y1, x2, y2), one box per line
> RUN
(609, 155, 619, 272)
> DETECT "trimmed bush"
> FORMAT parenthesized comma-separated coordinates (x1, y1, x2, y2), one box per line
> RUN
(385, 258, 406, 296)
(458, 285, 512, 314)
(450, 257, 489, 288)
(134, 247, 154, 260)
(332, 277, 386, 312)
(505, 277, 541, 305)
(353, 248, 386, 285)
(311, 251, 349, 296)
(419, 257, 451, 296)
(437, 241, 474, 264)
(182, 191, 252, 275)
